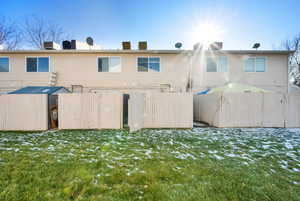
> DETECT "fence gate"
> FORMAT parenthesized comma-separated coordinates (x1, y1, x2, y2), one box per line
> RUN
(128, 93, 145, 132)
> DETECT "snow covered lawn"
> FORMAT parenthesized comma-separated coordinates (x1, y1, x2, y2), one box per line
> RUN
(0, 128, 300, 200)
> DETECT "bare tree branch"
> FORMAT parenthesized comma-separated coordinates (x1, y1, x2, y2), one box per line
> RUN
(23, 16, 67, 49)
(281, 33, 300, 87)
(0, 16, 22, 50)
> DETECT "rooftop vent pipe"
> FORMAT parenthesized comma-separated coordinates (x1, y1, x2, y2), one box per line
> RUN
(209, 42, 223, 50)
(122, 41, 131, 50)
(44, 41, 61, 50)
(138, 41, 147, 50)
(62, 40, 72, 49)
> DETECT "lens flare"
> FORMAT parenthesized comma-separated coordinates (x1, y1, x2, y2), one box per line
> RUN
(190, 22, 224, 49)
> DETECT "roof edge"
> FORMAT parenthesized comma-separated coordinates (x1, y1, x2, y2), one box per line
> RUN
(0, 49, 294, 54)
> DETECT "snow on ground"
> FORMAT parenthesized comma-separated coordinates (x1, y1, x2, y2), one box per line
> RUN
(1, 128, 300, 176)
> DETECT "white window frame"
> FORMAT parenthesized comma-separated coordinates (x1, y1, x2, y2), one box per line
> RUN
(97, 56, 122, 73)
(25, 56, 51, 72)
(206, 56, 228, 72)
(136, 56, 161, 72)
(244, 56, 267, 72)
(0, 56, 10, 72)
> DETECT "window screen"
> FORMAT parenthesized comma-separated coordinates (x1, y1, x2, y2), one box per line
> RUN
(245, 57, 266, 72)
(245, 58, 255, 72)
(0, 57, 9, 72)
(26, 57, 38, 72)
(218, 56, 228, 72)
(98, 57, 109, 72)
(98, 57, 121, 72)
(206, 57, 217, 72)
(255, 57, 266, 72)
(137, 57, 148, 72)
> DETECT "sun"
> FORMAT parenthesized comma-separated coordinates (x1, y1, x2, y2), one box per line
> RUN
(190, 22, 224, 49)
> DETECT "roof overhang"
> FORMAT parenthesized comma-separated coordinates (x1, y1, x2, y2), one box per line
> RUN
(0, 49, 294, 55)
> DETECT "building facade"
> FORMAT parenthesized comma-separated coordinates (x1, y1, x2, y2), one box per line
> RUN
(0, 49, 292, 93)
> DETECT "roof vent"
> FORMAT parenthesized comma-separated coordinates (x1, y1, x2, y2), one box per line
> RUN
(62, 40, 72, 49)
(138, 41, 147, 50)
(122, 41, 131, 50)
(193, 43, 202, 50)
(44, 41, 61, 50)
(209, 42, 223, 50)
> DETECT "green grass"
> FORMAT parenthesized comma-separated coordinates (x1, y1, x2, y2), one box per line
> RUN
(0, 128, 300, 201)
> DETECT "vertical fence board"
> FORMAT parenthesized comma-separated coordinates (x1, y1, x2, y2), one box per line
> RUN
(262, 93, 285, 127)
(143, 93, 193, 128)
(0, 94, 48, 130)
(58, 93, 122, 129)
(286, 93, 300, 127)
(220, 93, 263, 127)
(194, 92, 289, 128)
(128, 93, 145, 132)
(193, 93, 221, 126)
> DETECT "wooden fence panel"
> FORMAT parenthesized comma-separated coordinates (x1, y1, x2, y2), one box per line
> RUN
(128, 93, 145, 132)
(194, 92, 289, 128)
(193, 93, 221, 126)
(0, 94, 48, 130)
(144, 93, 193, 128)
(262, 93, 286, 127)
(286, 93, 300, 127)
(58, 93, 122, 129)
(220, 93, 263, 127)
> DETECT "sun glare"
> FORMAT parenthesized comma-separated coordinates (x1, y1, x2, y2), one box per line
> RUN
(191, 22, 224, 49)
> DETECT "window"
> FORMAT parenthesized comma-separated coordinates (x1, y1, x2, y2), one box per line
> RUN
(244, 57, 266, 72)
(137, 57, 160, 72)
(26, 57, 49, 72)
(98, 57, 121, 72)
(206, 56, 228, 72)
(0, 57, 9, 72)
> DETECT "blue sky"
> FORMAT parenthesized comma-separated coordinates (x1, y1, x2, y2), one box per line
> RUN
(1, 0, 300, 50)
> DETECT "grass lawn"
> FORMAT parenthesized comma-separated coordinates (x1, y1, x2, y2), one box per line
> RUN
(0, 128, 300, 201)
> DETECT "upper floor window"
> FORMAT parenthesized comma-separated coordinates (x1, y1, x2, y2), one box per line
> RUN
(98, 57, 121, 72)
(137, 57, 160, 72)
(206, 56, 228, 72)
(26, 57, 49, 72)
(0, 57, 9, 72)
(245, 57, 266, 72)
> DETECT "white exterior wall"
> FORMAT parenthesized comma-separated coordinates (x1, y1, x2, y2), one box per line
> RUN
(191, 52, 289, 93)
(0, 52, 190, 93)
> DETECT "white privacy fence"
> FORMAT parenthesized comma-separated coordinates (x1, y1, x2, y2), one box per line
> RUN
(0, 94, 48, 130)
(129, 92, 193, 131)
(194, 92, 299, 127)
(286, 93, 300, 127)
(58, 93, 123, 129)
